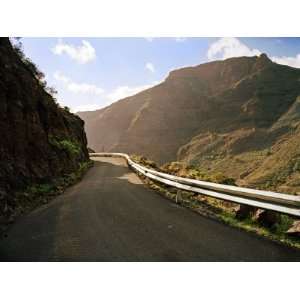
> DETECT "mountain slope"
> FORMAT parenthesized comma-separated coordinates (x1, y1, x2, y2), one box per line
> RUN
(79, 54, 300, 192)
(0, 38, 89, 220)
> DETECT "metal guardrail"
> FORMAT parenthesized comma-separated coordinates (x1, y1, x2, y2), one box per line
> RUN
(90, 153, 300, 217)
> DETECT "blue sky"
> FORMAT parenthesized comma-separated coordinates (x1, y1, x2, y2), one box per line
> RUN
(18, 37, 300, 112)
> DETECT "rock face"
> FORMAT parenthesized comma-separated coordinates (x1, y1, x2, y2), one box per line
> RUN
(287, 221, 300, 236)
(0, 38, 89, 218)
(79, 54, 300, 192)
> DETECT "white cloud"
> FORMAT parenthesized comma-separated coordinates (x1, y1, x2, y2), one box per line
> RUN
(107, 83, 156, 103)
(144, 37, 187, 43)
(145, 62, 155, 73)
(67, 82, 104, 95)
(54, 71, 104, 96)
(207, 37, 300, 69)
(74, 103, 103, 112)
(174, 37, 186, 42)
(207, 37, 261, 60)
(271, 54, 300, 68)
(53, 71, 69, 83)
(52, 39, 96, 64)
(53, 70, 161, 111)
(144, 37, 155, 42)
(74, 82, 160, 112)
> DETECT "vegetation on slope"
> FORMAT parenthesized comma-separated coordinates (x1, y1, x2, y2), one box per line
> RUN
(1, 161, 93, 234)
(0, 38, 90, 227)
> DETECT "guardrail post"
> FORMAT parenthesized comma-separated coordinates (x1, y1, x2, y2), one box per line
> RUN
(176, 190, 182, 204)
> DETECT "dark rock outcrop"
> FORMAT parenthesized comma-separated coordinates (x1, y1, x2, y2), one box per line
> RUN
(0, 38, 89, 219)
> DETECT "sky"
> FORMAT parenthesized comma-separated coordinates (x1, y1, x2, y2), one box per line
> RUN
(17, 37, 300, 112)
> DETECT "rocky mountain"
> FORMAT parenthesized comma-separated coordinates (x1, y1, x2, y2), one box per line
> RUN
(79, 54, 300, 193)
(0, 38, 89, 220)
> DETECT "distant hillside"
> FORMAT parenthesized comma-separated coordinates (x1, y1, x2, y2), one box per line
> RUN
(0, 38, 89, 220)
(79, 54, 300, 193)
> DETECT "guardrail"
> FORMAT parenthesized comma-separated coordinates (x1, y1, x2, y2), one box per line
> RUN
(90, 153, 300, 217)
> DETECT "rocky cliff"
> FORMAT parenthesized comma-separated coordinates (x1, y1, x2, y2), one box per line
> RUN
(0, 38, 89, 220)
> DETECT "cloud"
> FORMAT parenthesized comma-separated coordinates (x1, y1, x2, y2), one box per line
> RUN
(67, 82, 104, 95)
(271, 54, 300, 68)
(52, 39, 96, 64)
(53, 70, 161, 111)
(53, 71, 69, 83)
(54, 71, 104, 95)
(174, 37, 186, 42)
(145, 62, 155, 73)
(144, 37, 155, 42)
(107, 83, 156, 103)
(144, 37, 187, 43)
(74, 103, 103, 112)
(75, 82, 160, 112)
(207, 37, 300, 69)
(207, 37, 261, 60)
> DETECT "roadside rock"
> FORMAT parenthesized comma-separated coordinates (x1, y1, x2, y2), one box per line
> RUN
(257, 210, 281, 228)
(236, 204, 257, 220)
(286, 220, 300, 236)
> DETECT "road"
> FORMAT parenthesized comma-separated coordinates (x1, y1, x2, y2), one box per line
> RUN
(0, 157, 300, 261)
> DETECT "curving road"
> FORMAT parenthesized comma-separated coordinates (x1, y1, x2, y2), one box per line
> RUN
(0, 157, 300, 261)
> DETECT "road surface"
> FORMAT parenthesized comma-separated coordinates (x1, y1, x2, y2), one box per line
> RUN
(0, 157, 299, 261)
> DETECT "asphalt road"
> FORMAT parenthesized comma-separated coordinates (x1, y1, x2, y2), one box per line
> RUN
(1, 157, 300, 261)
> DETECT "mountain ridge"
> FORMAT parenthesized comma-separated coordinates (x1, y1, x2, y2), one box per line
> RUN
(79, 54, 300, 192)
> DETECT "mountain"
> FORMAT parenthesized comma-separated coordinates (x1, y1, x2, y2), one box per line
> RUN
(79, 54, 300, 193)
(0, 38, 89, 220)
